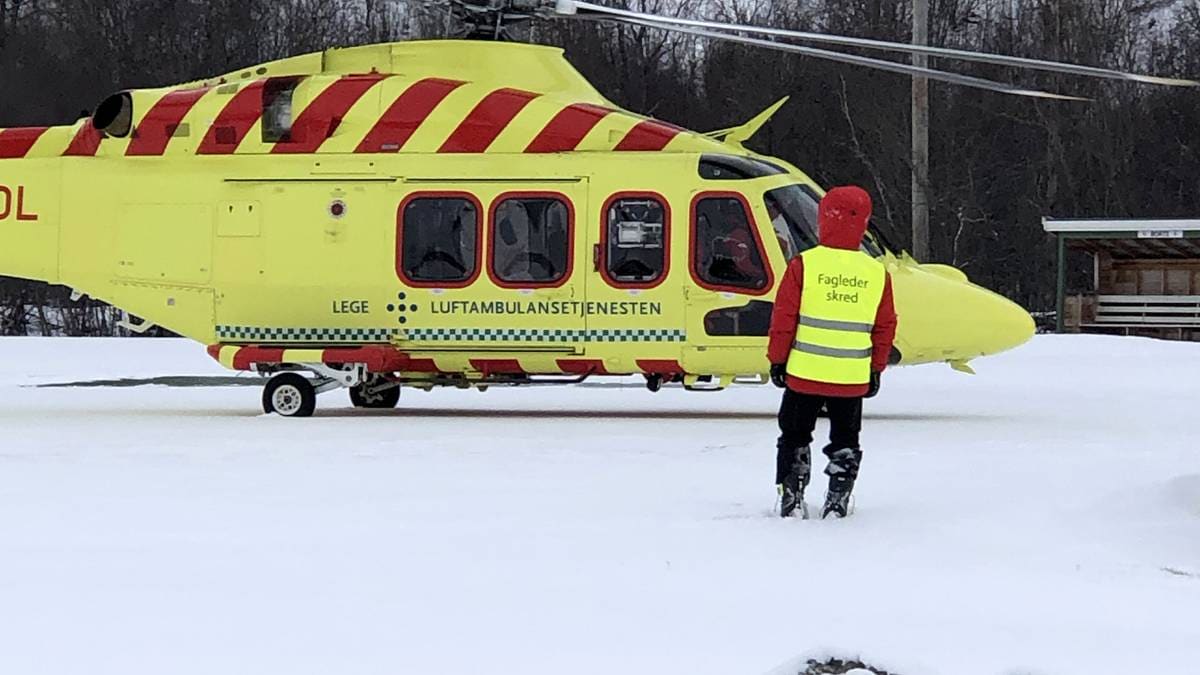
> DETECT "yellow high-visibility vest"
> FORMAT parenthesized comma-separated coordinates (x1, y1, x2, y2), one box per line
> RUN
(785, 245, 886, 386)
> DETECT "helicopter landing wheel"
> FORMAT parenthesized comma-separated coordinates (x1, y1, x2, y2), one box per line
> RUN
(350, 375, 400, 409)
(263, 373, 317, 418)
(645, 374, 663, 392)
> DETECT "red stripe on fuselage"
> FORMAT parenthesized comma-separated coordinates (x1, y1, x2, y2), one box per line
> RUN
(197, 80, 268, 155)
(439, 88, 540, 153)
(0, 127, 49, 158)
(272, 74, 386, 155)
(614, 119, 683, 151)
(525, 104, 612, 153)
(404, 358, 440, 373)
(64, 120, 103, 156)
(323, 346, 409, 373)
(557, 359, 612, 376)
(469, 359, 525, 376)
(637, 359, 685, 376)
(231, 347, 286, 371)
(126, 87, 212, 156)
(356, 78, 466, 153)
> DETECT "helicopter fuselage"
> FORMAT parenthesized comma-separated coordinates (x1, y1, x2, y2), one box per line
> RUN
(0, 40, 1034, 394)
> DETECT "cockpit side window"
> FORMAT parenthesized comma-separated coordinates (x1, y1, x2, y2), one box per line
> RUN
(861, 229, 885, 257)
(397, 193, 481, 287)
(262, 78, 299, 143)
(765, 184, 886, 258)
(691, 194, 771, 294)
(603, 194, 668, 288)
(490, 194, 573, 288)
(764, 185, 820, 259)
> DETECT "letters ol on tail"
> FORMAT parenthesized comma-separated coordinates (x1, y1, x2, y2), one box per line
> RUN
(0, 185, 38, 222)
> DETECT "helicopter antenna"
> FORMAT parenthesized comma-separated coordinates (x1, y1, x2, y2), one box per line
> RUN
(553, 1, 1198, 98)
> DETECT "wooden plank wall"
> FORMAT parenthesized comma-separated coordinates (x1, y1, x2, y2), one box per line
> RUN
(1096, 254, 1200, 296)
(1065, 252, 1200, 340)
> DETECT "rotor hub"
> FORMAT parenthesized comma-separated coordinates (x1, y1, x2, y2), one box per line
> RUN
(432, 0, 559, 40)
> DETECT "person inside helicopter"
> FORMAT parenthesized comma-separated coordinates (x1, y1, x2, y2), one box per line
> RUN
(698, 199, 766, 287)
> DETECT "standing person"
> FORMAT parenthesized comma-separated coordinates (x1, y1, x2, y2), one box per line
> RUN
(767, 186, 898, 519)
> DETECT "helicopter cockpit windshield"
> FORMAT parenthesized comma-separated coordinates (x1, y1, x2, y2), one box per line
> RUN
(764, 184, 886, 259)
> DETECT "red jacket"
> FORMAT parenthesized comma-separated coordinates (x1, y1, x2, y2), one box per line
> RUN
(767, 187, 898, 398)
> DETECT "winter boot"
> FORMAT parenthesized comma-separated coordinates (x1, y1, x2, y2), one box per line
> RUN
(776, 442, 812, 519)
(821, 446, 862, 519)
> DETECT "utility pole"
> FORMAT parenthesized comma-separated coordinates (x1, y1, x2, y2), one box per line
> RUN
(911, 0, 930, 261)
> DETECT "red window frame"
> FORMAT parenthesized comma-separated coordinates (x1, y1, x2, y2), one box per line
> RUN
(395, 191, 484, 289)
(688, 191, 775, 297)
(487, 191, 575, 290)
(598, 192, 671, 290)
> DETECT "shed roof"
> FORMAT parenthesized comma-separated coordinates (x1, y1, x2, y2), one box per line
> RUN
(1042, 218, 1200, 234)
(1043, 218, 1200, 259)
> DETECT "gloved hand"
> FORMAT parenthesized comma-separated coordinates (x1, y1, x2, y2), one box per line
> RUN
(770, 363, 788, 389)
(865, 370, 882, 398)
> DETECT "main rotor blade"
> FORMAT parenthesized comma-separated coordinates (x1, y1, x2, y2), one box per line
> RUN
(577, 14, 1087, 101)
(563, 0, 1198, 88)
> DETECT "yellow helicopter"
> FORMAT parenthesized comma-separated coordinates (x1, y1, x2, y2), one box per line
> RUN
(0, 1, 1191, 416)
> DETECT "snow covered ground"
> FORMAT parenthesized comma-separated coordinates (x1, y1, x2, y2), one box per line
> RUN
(0, 335, 1197, 675)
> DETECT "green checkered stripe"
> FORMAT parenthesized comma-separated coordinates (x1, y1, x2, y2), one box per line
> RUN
(403, 328, 686, 343)
(587, 329, 686, 343)
(216, 325, 395, 342)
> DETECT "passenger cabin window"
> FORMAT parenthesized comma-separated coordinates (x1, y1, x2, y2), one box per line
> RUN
(692, 195, 770, 293)
(491, 195, 571, 286)
(262, 78, 298, 143)
(398, 195, 480, 286)
(604, 196, 667, 286)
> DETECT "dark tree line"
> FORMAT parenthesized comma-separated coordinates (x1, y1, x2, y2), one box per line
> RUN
(2, 0, 1198, 334)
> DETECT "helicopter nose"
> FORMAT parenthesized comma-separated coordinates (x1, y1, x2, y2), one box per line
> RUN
(889, 260, 1036, 365)
(968, 279, 1037, 357)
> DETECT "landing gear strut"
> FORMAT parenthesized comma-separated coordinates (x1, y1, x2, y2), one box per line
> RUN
(261, 363, 370, 417)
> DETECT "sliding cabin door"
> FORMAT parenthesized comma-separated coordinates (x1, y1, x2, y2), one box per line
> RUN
(582, 191, 681, 376)
(393, 180, 589, 373)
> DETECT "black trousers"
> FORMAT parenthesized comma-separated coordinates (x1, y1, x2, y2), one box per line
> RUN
(777, 389, 863, 454)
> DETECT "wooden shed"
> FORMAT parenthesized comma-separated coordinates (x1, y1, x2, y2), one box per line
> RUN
(1043, 218, 1200, 341)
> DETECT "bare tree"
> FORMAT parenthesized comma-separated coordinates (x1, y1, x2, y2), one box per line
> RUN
(2, 0, 1199, 333)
